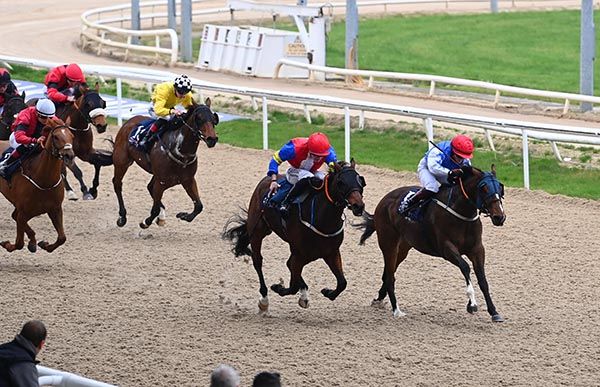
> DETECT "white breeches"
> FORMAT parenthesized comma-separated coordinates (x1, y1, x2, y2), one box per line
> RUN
(8, 132, 20, 149)
(285, 167, 325, 184)
(417, 158, 441, 193)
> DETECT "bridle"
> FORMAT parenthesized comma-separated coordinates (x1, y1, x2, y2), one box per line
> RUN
(445, 172, 504, 218)
(179, 105, 217, 144)
(69, 92, 107, 132)
(47, 124, 73, 160)
(324, 167, 365, 209)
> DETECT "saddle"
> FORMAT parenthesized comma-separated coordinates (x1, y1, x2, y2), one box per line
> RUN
(128, 118, 156, 148)
(398, 189, 432, 222)
(0, 146, 39, 180)
(261, 178, 312, 209)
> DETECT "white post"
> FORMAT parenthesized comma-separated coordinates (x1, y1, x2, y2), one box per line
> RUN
(359, 110, 365, 130)
(308, 16, 327, 81)
(484, 129, 496, 152)
(550, 141, 563, 161)
(423, 117, 434, 148)
(522, 129, 530, 189)
(344, 106, 351, 162)
(262, 96, 268, 150)
(116, 77, 123, 126)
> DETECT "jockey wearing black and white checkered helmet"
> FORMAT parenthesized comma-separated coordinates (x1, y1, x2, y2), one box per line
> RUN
(173, 74, 192, 95)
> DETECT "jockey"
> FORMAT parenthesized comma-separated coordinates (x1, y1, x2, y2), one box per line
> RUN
(0, 68, 19, 113)
(0, 99, 56, 178)
(398, 134, 474, 216)
(268, 132, 337, 217)
(44, 63, 87, 104)
(137, 74, 195, 151)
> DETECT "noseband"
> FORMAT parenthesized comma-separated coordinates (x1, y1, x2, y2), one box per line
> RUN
(48, 125, 73, 159)
(72, 92, 107, 131)
(324, 167, 364, 209)
(179, 106, 216, 144)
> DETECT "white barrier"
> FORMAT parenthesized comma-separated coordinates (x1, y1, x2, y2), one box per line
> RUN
(38, 366, 116, 387)
(2, 54, 599, 189)
(275, 59, 600, 114)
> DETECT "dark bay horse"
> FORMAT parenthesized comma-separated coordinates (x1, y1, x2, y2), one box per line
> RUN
(357, 165, 506, 322)
(222, 160, 366, 313)
(51, 84, 111, 201)
(0, 118, 75, 253)
(112, 98, 218, 229)
(0, 92, 27, 142)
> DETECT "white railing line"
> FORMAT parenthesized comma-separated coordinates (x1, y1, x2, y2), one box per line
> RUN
(274, 59, 600, 109)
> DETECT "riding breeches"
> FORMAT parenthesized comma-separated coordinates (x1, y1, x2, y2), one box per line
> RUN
(285, 167, 325, 185)
(417, 158, 442, 193)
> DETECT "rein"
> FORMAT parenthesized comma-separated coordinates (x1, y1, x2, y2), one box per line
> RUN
(432, 198, 479, 222)
(156, 134, 197, 167)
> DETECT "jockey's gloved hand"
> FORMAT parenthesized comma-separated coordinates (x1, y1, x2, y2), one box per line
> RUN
(269, 181, 279, 194)
(448, 168, 463, 183)
(66, 96, 75, 103)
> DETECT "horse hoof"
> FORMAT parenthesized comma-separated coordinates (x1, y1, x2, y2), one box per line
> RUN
(491, 314, 505, 323)
(258, 297, 269, 312)
(270, 284, 284, 295)
(298, 298, 309, 309)
(37, 241, 49, 251)
(116, 217, 127, 227)
(467, 304, 479, 314)
(82, 193, 94, 201)
(66, 190, 78, 201)
(27, 243, 37, 253)
(321, 288, 336, 300)
(156, 218, 166, 227)
(0, 241, 14, 252)
(392, 309, 406, 318)
(371, 299, 386, 309)
(139, 222, 149, 229)
(176, 212, 193, 222)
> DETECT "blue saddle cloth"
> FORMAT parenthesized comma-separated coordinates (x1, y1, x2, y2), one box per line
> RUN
(128, 118, 156, 148)
(0, 147, 24, 179)
(398, 189, 431, 222)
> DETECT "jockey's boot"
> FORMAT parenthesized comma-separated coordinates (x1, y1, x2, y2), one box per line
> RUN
(138, 128, 157, 152)
(398, 188, 435, 216)
(0, 154, 17, 179)
(278, 178, 312, 219)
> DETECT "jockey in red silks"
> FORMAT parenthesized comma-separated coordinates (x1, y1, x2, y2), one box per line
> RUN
(44, 63, 87, 105)
(398, 134, 474, 216)
(0, 99, 56, 178)
(267, 132, 337, 217)
(0, 68, 20, 114)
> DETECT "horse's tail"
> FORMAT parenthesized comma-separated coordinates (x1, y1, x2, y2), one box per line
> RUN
(354, 211, 376, 245)
(222, 208, 252, 257)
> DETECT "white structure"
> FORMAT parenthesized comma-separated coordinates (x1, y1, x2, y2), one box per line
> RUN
(38, 366, 116, 387)
(197, 0, 328, 78)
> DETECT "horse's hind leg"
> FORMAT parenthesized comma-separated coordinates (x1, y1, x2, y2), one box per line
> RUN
(62, 164, 78, 201)
(88, 150, 113, 199)
(112, 161, 131, 227)
(320, 250, 347, 302)
(147, 177, 166, 226)
(38, 209, 66, 253)
(375, 230, 410, 317)
(271, 254, 304, 298)
(0, 211, 27, 252)
(10, 209, 36, 252)
(176, 178, 203, 222)
(250, 232, 270, 313)
(467, 246, 504, 322)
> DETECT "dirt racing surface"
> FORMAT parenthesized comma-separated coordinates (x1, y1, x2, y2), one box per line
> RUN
(1, 124, 599, 386)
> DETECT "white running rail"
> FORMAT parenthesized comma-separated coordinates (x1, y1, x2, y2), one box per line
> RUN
(274, 59, 600, 114)
(2, 54, 599, 189)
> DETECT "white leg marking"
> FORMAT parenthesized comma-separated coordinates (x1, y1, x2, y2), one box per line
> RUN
(393, 308, 407, 318)
(466, 281, 478, 307)
(66, 190, 78, 201)
(298, 289, 309, 308)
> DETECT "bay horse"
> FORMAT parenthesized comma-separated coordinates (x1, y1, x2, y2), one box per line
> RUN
(0, 118, 75, 253)
(357, 165, 506, 322)
(222, 160, 366, 313)
(31, 84, 111, 201)
(0, 93, 27, 154)
(112, 98, 218, 229)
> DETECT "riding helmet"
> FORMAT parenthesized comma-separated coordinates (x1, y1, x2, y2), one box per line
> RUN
(65, 63, 85, 82)
(0, 68, 10, 85)
(36, 98, 56, 117)
(307, 132, 331, 156)
(451, 134, 474, 159)
(174, 74, 192, 94)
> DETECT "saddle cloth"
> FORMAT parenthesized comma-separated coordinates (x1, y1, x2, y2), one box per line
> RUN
(128, 118, 156, 148)
(398, 188, 430, 222)
(261, 178, 311, 209)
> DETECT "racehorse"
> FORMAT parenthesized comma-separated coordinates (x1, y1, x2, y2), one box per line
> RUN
(0, 92, 27, 152)
(357, 165, 506, 322)
(112, 97, 218, 228)
(30, 84, 111, 200)
(222, 160, 366, 313)
(0, 118, 74, 253)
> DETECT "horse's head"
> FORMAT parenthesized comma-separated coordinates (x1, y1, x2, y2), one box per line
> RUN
(462, 165, 506, 226)
(328, 159, 366, 216)
(183, 97, 219, 148)
(42, 118, 75, 165)
(0, 92, 26, 131)
(74, 83, 108, 133)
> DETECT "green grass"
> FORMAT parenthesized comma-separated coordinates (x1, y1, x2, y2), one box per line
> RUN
(217, 114, 600, 199)
(326, 10, 597, 94)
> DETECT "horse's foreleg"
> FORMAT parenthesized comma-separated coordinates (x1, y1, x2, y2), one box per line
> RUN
(468, 246, 504, 322)
(443, 243, 480, 315)
(68, 160, 92, 200)
(87, 150, 113, 199)
(147, 177, 166, 226)
(0, 211, 27, 252)
(176, 178, 203, 222)
(38, 209, 66, 253)
(61, 164, 78, 201)
(140, 180, 165, 229)
(88, 164, 101, 200)
(321, 250, 347, 301)
(113, 162, 131, 227)
(271, 254, 303, 298)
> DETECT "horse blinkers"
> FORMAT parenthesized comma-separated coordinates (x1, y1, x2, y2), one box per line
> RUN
(333, 167, 366, 217)
(196, 107, 219, 148)
(477, 174, 506, 226)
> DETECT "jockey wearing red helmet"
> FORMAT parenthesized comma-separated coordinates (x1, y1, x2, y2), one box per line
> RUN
(267, 132, 337, 217)
(44, 63, 87, 104)
(398, 134, 474, 216)
(0, 68, 20, 111)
